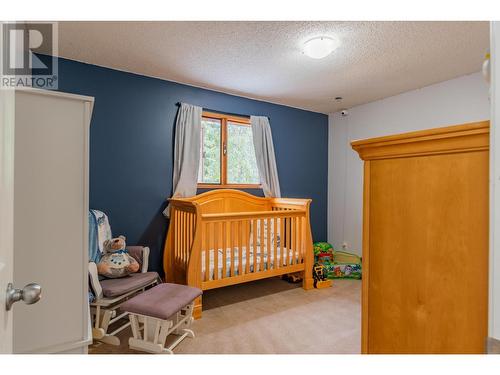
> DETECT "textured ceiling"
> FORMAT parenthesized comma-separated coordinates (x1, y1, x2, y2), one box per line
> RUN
(53, 21, 489, 113)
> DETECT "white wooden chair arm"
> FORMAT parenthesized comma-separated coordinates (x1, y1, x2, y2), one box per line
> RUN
(88, 261, 103, 300)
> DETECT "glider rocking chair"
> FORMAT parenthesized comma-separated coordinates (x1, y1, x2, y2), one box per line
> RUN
(88, 210, 160, 346)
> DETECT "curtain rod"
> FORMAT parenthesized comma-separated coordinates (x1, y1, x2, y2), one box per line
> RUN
(175, 102, 269, 120)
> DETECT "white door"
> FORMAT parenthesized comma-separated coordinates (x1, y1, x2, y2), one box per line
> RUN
(0, 88, 94, 353)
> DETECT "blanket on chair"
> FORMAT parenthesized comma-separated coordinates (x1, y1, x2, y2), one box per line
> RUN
(88, 209, 112, 301)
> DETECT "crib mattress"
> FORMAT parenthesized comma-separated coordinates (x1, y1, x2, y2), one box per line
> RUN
(201, 246, 300, 281)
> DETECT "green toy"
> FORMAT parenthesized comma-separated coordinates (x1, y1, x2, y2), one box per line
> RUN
(313, 242, 362, 279)
(313, 242, 333, 256)
(313, 242, 334, 264)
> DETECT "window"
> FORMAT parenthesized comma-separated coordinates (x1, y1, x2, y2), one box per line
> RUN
(198, 112, 260, 188)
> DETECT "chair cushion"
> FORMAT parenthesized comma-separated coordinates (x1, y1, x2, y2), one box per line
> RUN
(126, 246, 145, 269)
(121, 283, 202, 320)
(100, 272, 159, 298)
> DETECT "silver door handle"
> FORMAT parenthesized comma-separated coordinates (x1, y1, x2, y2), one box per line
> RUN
(5, 282, 42, 311)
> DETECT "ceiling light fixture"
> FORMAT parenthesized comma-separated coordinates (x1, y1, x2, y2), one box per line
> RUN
(303, 36, 339, 59)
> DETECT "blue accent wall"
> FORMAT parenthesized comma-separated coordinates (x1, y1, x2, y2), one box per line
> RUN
(45, 56, 328, 275)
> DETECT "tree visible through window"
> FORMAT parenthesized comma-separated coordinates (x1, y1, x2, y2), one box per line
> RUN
(198, 112, 260, 188)
(198, 118, 220, 184)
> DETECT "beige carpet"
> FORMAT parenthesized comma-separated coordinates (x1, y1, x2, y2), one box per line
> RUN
(90, 277, 361, 354)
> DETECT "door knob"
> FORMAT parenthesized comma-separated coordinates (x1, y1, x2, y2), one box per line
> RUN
(5, 282, 42, 311)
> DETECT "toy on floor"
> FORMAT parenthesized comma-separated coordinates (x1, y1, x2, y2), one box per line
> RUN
(282, 272, 303, 283)
(313, 242, 334, 264)
(312, 263, 332, 289)
(97, 235, 140, 278)
(313, 242, 362, 280)
(329, 250, 362, 279)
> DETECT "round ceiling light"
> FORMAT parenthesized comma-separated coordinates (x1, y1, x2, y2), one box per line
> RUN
(303, 36, 339, 59)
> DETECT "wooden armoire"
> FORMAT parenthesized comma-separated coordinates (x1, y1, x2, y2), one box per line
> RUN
(351, 121, 489, 354)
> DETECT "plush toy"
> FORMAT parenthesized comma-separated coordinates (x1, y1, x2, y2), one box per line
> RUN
(96, 235, 140, 278)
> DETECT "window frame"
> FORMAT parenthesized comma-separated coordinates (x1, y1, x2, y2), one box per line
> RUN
(198, 111, 261, 189)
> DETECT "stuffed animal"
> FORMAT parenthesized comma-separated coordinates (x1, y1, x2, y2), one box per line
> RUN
(96, 235, 140, 278)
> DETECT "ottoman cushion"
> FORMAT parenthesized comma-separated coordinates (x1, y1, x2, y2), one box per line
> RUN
(121, 283, 202, 320)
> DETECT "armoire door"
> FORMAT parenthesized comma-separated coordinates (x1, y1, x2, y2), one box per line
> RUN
(352, 122, 490, 354)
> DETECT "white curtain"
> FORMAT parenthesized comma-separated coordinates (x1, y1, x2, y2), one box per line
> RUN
(251, 115, 281, 198)
(163, 103, 202, 217)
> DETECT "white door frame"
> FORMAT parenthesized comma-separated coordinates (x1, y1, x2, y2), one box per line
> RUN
(0, 20, 23, 354)
(0, 88, 15, 353)
(489, 21, 500, 344)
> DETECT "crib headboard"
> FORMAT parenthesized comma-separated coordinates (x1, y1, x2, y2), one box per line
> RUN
(173, 189, 271, 214)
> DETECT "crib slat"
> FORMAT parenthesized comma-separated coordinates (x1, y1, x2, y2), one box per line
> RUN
(214, 222, 219, 280)
(252, 219, 257, 273)
(290, 218, 297, 265)
(296, 216, 301, 263)
(222, 221, 227, 279)
(283, 215, 287, 266)
(177, 211, 180, 263)
(211, 222, 215, 279)
(183, 211, 187, 263)
(173, 209, 177, 262)
(204, 222, 210, 282)
(291, 216, 295, 266)
(183, 211, 186, 263)
(301, 216, 305, 263)
(260, 219, 265, 272)
(211, 222, 215, 281)
(287, 216, 291, 266)
(191, 213, 195, 260)
(236, 221, 243, 275)
(175, 210, 182, 262)
(188, 212, 193, 263)
(289, 216, 293, 266)
(274, 217, 278, 269)
(280, 215, 285, 268)
(184, 212, 188, 264)
(230, 221, 235, 277)
(267, 218, 271, 270)
(245, 220, 250, 274)
(293, 216, 297, 265)
(293, 217, 300, 264)
(188, 212, 191, 262)
(181, 211, 185, 263)
(188, 212, 191, 263)
(291, 217, 295, 266)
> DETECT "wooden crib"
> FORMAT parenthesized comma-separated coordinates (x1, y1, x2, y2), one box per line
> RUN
(163, 189, 314, 318)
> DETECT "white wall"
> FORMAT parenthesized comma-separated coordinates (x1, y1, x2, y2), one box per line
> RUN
(328, 72, 490, 255)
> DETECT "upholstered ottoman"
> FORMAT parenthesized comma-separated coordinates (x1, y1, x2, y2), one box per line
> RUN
(121, 283, 202, 354)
